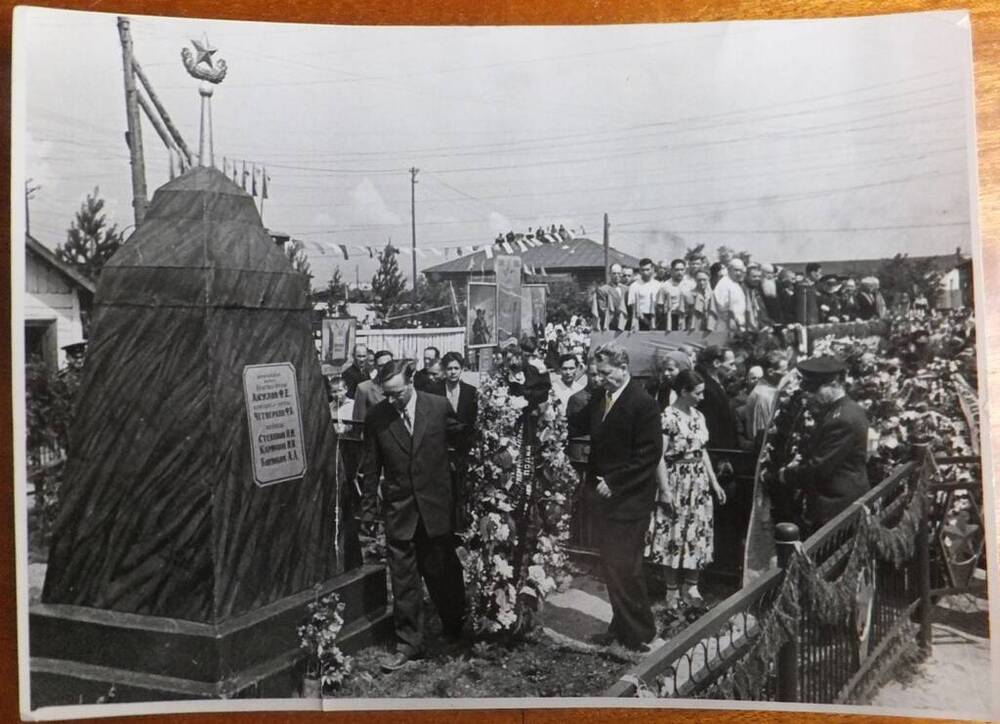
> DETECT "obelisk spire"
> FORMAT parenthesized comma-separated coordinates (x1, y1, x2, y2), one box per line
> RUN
(181, 34, 227, 167)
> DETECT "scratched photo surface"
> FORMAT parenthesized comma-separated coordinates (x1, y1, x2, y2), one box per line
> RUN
(12, 6, 993, 721)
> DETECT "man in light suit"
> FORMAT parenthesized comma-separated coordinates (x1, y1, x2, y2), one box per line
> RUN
(361, 360, 466, 671)
(572, 342, 663, 651)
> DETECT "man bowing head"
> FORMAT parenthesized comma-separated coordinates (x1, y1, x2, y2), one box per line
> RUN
(587, 342, 663, 651)
(362, 360, 466, 672)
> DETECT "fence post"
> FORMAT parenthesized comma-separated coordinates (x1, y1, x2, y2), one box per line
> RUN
(775, 522, 801, 702)
(913, 442, 933, 652)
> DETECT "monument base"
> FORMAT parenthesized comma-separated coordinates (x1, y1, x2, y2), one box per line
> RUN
(29, 564, 390, 708)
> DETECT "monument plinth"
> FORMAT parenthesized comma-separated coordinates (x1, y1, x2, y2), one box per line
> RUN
(30, 168, 387, 706)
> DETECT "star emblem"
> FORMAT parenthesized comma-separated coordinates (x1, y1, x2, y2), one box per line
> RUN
(190, 36, 217, 68)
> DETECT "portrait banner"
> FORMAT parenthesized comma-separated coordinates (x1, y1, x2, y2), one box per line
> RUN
(467, 282, 498, 349)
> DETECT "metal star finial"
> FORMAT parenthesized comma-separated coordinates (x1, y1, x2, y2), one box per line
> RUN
(181, 34, 228, 84)
(190, 35, 217, 68)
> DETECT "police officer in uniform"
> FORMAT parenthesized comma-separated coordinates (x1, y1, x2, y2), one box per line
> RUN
(778, 357, 870, 534)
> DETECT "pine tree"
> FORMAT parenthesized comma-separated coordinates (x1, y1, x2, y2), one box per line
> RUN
(325, 267, 344, 316)
(55, 188, 124, 280)
(283, 239, 313, 284)
(370, 243, 407, 319)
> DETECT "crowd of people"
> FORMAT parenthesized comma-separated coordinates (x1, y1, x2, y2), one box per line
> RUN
(319, 292, 973, 663)
(591, 253, 902, 333)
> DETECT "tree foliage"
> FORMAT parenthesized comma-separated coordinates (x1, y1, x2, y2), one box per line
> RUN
(55, 187, 124, 280)
(325, 267, 345, 316)
(684, 243, 707, 263)
(370, 244, 407, 318)
(876, 254, 944, 307)
(545, 278, 591, 324)
(284, 239, 313, 284)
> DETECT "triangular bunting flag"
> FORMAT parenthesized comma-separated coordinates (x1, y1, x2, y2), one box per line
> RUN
(366, 247, 374, 258)
(251, 165, 258, 197)
(262, 167, 269, 199)
(337, 244, 349, 260)
(502, 242, 513, 254)
(484, 247, 494, 259)
(241, 161, 249, 191)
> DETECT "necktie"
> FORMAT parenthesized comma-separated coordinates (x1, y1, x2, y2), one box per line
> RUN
(401, 408, 413, 435)
(602, 392, 613, 420)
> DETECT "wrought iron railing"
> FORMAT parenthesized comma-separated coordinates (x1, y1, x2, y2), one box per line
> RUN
(607, 453, 928, 700)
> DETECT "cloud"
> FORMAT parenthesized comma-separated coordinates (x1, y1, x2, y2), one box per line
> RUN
(350, 178, 401, 226)
(312, 211, 335, 227)
(488, 211, 511, 233)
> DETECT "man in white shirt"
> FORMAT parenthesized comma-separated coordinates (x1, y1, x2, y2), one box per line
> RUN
(551, 353, 587, 410)
(656, 258, 695, 331)
(627, 258, 661, 330)
(713, 259, 749, 333)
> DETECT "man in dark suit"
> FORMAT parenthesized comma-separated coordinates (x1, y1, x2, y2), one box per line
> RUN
(431, 351, 478, 531)
(696, 345, 740, 451)
(342, 343, 370, 399)
(573, 342, 663, 651)
(413, 346, 441, 392)
(795, 262, 823, 325)
(361, 360, 466, 671)
(779, 357, 870, 534)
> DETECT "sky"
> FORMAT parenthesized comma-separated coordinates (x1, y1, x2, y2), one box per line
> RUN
(14, 8, 976, 289)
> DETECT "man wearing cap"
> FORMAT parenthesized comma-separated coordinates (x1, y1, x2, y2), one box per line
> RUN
(794, 263, 823, 325)
(778, 356, 869, 533)
(816, 275, 843, 323)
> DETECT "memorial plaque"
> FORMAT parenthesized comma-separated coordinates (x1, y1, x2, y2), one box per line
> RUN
(243, 362, 307, 486)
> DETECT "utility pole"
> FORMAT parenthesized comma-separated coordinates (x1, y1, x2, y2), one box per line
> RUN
(410, 167, 419, 303)
(603, 212, 610, 284)
(25, 179, 41, 237)
(117, 17, 148, 228)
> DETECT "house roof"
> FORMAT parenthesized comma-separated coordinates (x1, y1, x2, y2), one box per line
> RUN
(423, 236, 643, 277)
(25, 234, 96, 295)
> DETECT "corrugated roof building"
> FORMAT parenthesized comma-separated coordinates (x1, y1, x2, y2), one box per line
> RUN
(423, 236, 643, 286)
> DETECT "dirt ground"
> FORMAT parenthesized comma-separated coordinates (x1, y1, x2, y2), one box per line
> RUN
(331, 623, 636, 699)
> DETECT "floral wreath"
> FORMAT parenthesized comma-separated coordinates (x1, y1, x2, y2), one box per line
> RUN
(461, 370, 578, 637)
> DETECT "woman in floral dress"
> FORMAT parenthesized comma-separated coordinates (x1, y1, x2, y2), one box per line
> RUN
(647, 369, 726, 610)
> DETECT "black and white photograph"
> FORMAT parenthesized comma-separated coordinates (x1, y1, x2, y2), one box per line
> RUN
(12, 6, 996, 720)
(466, 282, 498, 349)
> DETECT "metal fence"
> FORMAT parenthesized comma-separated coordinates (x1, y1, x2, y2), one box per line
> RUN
(607, 451, 931, 700)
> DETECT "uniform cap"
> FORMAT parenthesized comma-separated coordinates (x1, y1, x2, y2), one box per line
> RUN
(797, 355, 846, 388)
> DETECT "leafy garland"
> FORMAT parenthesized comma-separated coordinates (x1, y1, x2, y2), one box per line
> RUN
(645, 467, 928, 699)
(462, 372, 578, 638)
(643, 308, 978, 700)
